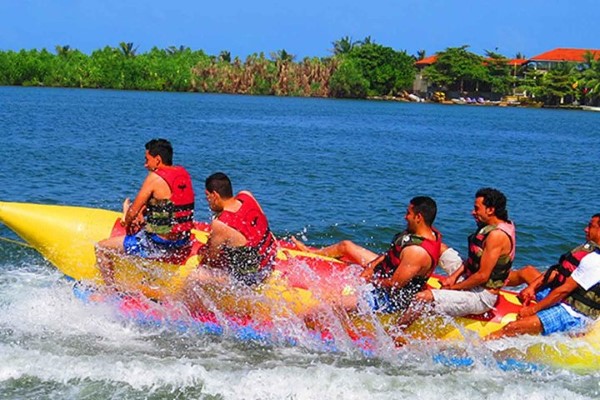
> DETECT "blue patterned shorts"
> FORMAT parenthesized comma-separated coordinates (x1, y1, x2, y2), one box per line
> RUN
(123, 230, 189, 259)
(536, 288, 587, 335)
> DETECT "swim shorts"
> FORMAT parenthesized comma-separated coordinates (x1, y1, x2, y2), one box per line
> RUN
(123, 230, 189, 260)
(365, 286, 412, 314)
(535, 288, 588, 335)
(430, 287, 498, 316)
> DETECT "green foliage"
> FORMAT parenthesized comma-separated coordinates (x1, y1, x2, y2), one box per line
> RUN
(329, 57, 369, 98)
(423, 46, 487, 92)
(1, 40, 595, 106)
(535, 62, 578, 105)
(578, 51, 600, 105)
(485, 50, 513, 94)
(331, 36, 358, 55)
(345, 43, 415, 96)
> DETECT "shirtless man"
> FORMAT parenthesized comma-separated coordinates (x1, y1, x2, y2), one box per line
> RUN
(95, 138, 195, 287)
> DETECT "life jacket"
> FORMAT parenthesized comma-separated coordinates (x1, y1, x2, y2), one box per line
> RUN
(217, 192, 278, 281)
(541, 241, 600, 290)
(373, 228, 442, 307)
(145, 166, 195, 237)
(464, 221, 516, 290)
(547, 243, 600, 319)
(564, 280, 600, 319)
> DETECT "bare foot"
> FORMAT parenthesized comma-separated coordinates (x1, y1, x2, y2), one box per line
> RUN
(291, 236, 311, 252)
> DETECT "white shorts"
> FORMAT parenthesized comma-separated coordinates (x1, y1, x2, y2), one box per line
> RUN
(430, 287, 497, 317)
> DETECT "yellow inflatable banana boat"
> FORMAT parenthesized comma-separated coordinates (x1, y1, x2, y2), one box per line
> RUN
(3, 201, 595, 371)
(0, 200, 525, 340)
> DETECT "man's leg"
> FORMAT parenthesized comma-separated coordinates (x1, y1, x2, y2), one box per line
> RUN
(178, 267, 230, 316)
(292, 238, 378, 266)
(485, 315, 543, 340)
(95, 235, 126, 288)
(416, 288, 495, 317)
(505, 265, 542, 287)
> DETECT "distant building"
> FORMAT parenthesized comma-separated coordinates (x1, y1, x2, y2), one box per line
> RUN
(413, 54, 526, 97)
(412, 48, 600, 97)
(528, 48, 600, 70)
(413, 55, 437, 95)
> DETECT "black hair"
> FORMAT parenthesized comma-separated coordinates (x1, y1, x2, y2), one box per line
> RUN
(476, 187, 509, 221)
(410, 196, 437, 226)
(205, 172, 233, 198)
(145, 138, 173, 165)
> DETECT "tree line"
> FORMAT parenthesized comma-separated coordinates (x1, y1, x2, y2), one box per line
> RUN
(1, 39, 599, 105)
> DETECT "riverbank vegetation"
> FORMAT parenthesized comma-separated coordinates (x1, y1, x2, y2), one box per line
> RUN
(1, 39, 599, 106)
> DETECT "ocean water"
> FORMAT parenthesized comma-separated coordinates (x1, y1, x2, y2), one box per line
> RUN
(1, 87, 599, 399)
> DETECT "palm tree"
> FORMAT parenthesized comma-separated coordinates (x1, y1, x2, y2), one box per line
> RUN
(271, 49, 295, 62)
(580, 51, 600, 105)
(219, 50, 231, 63)
(515, 52, 526, 60)
(55, 45, 72, 57)
(416, 50, 426, 60)
(165, 45, 189, 55)
(119, 42, 138, 57)
(331, 36, 356, 55)
(359, 36, 374, 45)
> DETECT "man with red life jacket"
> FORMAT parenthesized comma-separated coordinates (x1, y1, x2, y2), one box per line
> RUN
(197, 172, 278, 286)
(95, 139, 195, 288)
(486, 213, 600, 339)
(416, 188, 516, 317)
(294, 196, 442, 314)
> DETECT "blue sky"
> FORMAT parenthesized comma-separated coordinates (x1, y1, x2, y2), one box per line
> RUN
(2, 0, 597, 59)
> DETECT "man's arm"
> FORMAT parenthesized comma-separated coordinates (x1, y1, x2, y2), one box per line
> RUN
(204, 220, 230, 267)
(204, 220, 247, 268)
(519, 277, 579, 317)
(360, 254, 385, 280)
(448, 229, 509, 291)
(123, 173, 158, 226)
(372, 246, 431, 289)
(441, 264, 465, 287)
(519, 271, 550, 305)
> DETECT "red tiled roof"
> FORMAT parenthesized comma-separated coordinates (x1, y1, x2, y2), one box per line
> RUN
(507, 59, 528, 66)
(416, 54, 528, 67)
(415, 55, 437, 65)
(530, 48, 600, 62)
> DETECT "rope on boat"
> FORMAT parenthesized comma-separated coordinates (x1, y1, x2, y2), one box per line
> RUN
(0, 236, 34, 249)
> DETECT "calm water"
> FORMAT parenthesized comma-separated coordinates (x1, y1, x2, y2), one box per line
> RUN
(1, 87, 599, 399)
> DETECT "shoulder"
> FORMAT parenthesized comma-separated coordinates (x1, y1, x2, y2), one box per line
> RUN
(138, 171, 165, 191)
(571, 251, 600, 289)
(579, 251, 600, 270)
(145, 171, 166, 184)
(485, 228, 511, 244)
(211, 218, 237, 237)
(400, 243, 430, 262)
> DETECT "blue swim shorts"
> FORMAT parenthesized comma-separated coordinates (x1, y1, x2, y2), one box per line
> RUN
(123, 230, 189, 259)
(365, 287, 401, 314)
(535, 288, 588, 335)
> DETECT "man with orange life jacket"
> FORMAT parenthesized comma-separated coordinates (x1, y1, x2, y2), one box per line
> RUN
(95, 138, 195, 288)
(416, 188, 516, 317)
(197, 172, 277, 286)
(486, 213, 600, 339)
(293, 196, 442, 314)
